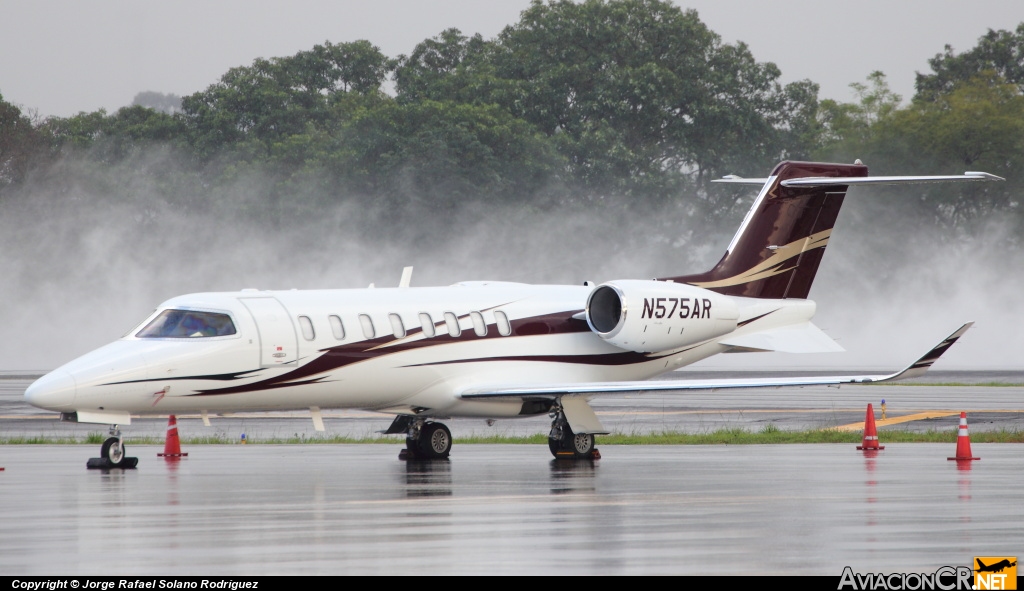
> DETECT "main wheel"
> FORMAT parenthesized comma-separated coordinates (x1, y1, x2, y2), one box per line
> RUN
(570, 432, 595, 456)
(549, 426, 595, 458)
(101, 437, 127, 467)
(417, 423, 452, 459)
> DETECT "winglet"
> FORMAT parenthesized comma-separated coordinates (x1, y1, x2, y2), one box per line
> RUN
(867, 322, 973, 383)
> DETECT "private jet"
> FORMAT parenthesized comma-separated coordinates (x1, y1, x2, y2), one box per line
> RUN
(24, 160, 1000, 467)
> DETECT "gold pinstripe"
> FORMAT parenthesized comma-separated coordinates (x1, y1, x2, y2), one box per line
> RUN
(690, 229, 831, 289)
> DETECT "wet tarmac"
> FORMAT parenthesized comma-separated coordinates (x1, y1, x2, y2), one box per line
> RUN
(0, 444, 1021, 575)
(2, 371, 1022, 575)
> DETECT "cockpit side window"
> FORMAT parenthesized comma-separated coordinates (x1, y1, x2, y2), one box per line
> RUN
(136, 310, 237, 338)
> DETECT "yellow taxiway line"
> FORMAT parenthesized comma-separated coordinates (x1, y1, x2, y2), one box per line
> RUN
(832, 411, 960, 432)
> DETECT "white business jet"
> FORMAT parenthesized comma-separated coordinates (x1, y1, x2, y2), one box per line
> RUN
(24, 161, 1000, 467)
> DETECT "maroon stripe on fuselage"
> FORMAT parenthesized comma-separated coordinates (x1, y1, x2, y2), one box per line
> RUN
(191, 308, 590, 396)
(402, 349, 678, 368)
(737, 309, 779, 328)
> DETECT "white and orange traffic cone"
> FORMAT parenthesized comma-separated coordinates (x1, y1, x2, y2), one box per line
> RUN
(948, 412, 979, 461)
(157, 415, 188, 458)
(856, 403, 885, 451)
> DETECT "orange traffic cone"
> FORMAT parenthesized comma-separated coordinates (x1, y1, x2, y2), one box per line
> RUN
(157, 415, 188, 458)
(948, 412, 979, 461)
(857, 403, 885, 450)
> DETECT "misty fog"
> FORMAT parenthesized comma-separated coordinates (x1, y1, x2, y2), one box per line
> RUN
(1, 146, 1020, 371)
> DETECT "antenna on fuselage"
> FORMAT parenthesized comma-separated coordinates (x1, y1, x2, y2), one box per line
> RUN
(310, 407, 325, 432)
(399, 266, 414, 288)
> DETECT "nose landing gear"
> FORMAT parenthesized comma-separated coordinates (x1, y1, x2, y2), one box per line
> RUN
(87, 425, 139, 469)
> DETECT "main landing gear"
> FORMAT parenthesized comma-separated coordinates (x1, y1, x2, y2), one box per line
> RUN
(548, 403, 601, 460)
(86, 425, 139, 469)
(385, 404, 602, 461)
(399, 419, 452, 461)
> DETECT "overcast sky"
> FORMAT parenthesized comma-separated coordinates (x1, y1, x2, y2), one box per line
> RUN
(2, 0, 1024, 118)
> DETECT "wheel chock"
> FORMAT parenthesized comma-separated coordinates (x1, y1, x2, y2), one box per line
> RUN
(399, 448, 420, 461)
(86, 457, 139, 470)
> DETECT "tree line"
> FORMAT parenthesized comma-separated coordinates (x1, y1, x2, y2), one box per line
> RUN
(1, 0, 1022, 234)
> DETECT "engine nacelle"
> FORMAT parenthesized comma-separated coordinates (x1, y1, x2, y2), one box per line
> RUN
(585, 280, 740, 353)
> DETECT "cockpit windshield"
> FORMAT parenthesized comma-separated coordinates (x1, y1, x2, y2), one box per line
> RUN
(136, 309, 237, 338)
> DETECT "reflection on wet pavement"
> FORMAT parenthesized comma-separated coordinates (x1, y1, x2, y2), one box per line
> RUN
(1, 444, 1022, 575)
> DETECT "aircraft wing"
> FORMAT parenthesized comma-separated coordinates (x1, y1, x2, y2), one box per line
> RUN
(459, 322, 972, 400)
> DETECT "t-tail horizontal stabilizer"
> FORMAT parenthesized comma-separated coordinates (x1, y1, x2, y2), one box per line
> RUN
(670, 163, 1004, 301)
(712, 172, 1004, 186)
(459, 322, 973, 398)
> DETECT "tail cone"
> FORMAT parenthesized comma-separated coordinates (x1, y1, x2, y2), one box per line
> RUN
(158, 415, 188, 458)
(856, 403, 885, 451)
(948, 412, 979, 461)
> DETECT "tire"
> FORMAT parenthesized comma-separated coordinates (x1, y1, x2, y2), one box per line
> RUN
(549, 425, 595, 458)
(418, 423, 452, 459)
(571, 432, 595, 457)
(548, 437, 562, 458)
(101, 437, 127, 467)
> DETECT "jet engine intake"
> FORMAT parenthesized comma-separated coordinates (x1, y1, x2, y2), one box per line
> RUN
(585, 280, 739, 353)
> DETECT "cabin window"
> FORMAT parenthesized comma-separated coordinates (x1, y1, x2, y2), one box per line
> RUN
(470, 311, 487, 337)
(444, 312, 461, 337)
(359, 314, 376, 339)
(495, 311, 512, 336)
(329, 315, 345, 340)
(136, 309, 236, 338)
(419, 313, 435, 338)
(389, 313, 406, 338)
(298, 316, 315, 341)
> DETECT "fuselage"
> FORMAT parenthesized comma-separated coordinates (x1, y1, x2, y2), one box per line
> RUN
(25, 280, 816, 421)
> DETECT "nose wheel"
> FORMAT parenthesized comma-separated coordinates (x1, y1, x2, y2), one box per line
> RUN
(101, 437, 126, 465)
(87, 426, 139, 469)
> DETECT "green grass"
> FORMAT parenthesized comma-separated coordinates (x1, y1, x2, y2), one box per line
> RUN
(3, 427, 1023, 445)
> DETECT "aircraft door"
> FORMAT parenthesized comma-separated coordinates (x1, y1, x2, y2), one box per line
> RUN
(239, 297, 298, 368)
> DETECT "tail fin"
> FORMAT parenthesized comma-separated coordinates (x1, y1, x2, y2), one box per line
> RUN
(666, 161, 868, 299)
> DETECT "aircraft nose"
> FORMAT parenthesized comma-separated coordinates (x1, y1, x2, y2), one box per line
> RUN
(25, 369, 77, 411)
